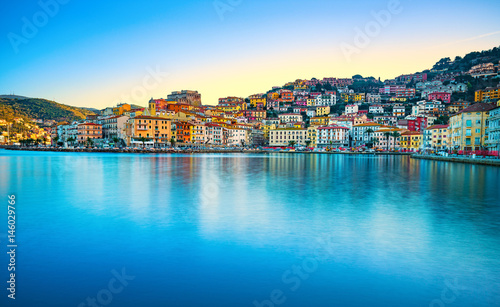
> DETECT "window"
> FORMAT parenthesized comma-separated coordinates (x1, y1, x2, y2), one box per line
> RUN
(475, 137, 480, 144)
(466, 120, 472, 127)
(466, 129, 471, 136)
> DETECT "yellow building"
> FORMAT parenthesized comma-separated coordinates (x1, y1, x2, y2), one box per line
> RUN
(249, 94, 267, 108)
(475, 87, 500, 102)
(263, 124, 278, 139)
(400, 131, 422, 152)
(310, 117, 330, 126)
(126, 116, 175, 147)
(449, 102, 496, 151)
(307, 126, 318, 147)
(423, 124, 449, 151)
(113, 103, 131, 116)
(268, 92, 280, 100)
(341, 93, 365, 103)
(316, 106, 330, 116)
(307, 98, 316, 106)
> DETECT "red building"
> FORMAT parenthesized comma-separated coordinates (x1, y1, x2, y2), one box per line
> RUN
(407, 117, 428, 132)
(428, 92, 451, 104)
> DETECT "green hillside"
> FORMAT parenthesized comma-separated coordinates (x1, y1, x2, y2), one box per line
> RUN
(0, 98, 95, 123)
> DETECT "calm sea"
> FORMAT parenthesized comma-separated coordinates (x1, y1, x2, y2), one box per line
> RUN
(0, 149, 499, 306)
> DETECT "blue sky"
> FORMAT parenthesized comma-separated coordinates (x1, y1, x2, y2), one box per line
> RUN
(1, 0, 499, 108)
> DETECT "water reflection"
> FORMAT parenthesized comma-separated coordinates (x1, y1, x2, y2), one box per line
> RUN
(0, 150, 499, 306)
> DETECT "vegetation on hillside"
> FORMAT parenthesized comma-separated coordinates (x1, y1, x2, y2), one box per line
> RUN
(0, 98, 95, 122)
(431, 46, 500, 72)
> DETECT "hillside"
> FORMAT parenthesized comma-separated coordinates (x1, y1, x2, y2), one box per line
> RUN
(428, 46, 500, 73)
(0, 98, 95, 123)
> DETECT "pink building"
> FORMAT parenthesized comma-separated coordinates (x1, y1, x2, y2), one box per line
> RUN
(396, 88, 416, 98)
(379, 85, 405, 95)
(427, 92, 451, 104)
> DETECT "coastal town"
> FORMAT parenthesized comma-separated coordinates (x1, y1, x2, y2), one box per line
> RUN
(2, 62, 500, 156)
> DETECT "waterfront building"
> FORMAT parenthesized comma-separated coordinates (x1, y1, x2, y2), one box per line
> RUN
(307, 126, 318, 148)
(269, 128, 307, 146)
(373, 127, 403, 150)
(317, 126, 349, 148)
(101, 115, 129, 140)
(352, 123, 383, 146)
(400, 131, 422, 152)
(423, 124, 449, 151)
(77, 123, 102, 144)
(126, 116, 175, 147)
(486, 106, 500, 153)
(449, 103, 496, 151)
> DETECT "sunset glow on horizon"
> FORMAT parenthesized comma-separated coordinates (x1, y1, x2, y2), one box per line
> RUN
(1, 0, 499, 108)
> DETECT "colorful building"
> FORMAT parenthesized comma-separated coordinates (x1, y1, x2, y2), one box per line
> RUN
(423, 124, 449, 151)
(77, 123, 102, 144)
(449, 103, 496, 151)
(400, 131, 422, 152)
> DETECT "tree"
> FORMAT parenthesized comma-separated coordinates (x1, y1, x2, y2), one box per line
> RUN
(170, 137, 176, 148)
(67, 137, 76, 147)
(391, 131, 401, 150)
(112, 137, 120, 148)
(138, 136, 148, 148)
(305, 140, 312, 147)
(52, 135, 59, 146)
(288, 141, 297, 147)
(365, 128, 374, 147)
(86, 137, 94, 148)
(384, 132, 392, 151)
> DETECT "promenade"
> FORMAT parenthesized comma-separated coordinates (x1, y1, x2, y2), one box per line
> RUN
(412, 154, 500, 166)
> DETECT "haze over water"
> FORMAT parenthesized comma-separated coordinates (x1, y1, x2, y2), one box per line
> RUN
(0, 150, 499, 306)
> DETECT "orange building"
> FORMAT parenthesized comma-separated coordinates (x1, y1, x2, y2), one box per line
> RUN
(77, 123, 102, 144)
(126, 116, 175, 147)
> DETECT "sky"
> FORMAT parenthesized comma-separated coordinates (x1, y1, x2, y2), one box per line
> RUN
(1, 0, 500, 109)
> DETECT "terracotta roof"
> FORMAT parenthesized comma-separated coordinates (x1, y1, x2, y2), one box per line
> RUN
(426, 124, 449, 130)
(457, 103, 496, 114)
(401, 131, 422, 136)
(78, 122, 101, 126)
(318, 126, 349, 130)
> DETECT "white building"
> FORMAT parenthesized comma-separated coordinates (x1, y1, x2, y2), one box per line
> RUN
(269, 128, 307, 146)
(278, 113, 303, 124)
(351, 123, 383, 146)
(101, 115, 129, 140)
(227, 127, 248, 147)
(345, 105, 358, 114)
(367, 94, 382, 104)
(315, 94, 337, 106)
(317, 126, 349, 148)
(369, 105, 384, 114)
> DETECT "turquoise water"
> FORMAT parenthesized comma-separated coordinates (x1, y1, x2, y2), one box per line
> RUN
(0, 149, 499, 306)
